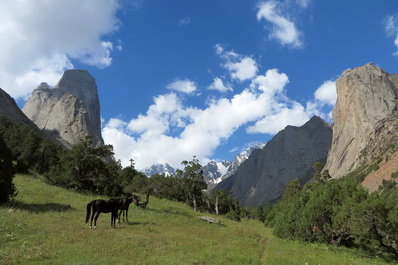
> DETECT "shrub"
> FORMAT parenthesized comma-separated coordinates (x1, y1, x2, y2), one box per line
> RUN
(0, 134, 17, 203)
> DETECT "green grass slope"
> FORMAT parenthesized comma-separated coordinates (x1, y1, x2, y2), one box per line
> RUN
(0, 175, 387, 265)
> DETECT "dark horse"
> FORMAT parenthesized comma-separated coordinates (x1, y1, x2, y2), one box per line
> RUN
(86, 198, 119, 228)
(136, 190, 150, 209)
(114, 194, 140, 223)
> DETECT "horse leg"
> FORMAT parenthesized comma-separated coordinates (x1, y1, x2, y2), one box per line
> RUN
(112, 211, 117, 228)
(86, 202, 92, 227)
(125, 208, 129, 223)
(93, 211, 101, 229)
(117, 209, 121, 224)
(90, 208, 96, 229)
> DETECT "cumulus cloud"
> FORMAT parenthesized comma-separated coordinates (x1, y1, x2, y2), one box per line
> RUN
(314, 80, 337, 106)
(0, 0, 121, 100)
(226, 57, 259, 82)
(167, 79, 197, 93)
(215, 44, 258, 82)
(103, 70, 322, 170)
(257, 1, 303, 48)
(208, 78, 233, 92)
(384, 14, 398, 56)
(102, 46, 334, 170)
(246, 102, 312, 134)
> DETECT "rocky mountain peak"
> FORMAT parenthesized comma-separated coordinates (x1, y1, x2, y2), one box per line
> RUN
(55, 70, 98, 104)
(215, 115, 332, 207)
(22, 70, 104, 149)
(0, 88, 39, 129)
(324, 63, 398, 178)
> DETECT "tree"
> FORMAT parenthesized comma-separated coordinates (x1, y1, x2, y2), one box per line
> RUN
(0, 134, 16, 203)
(209, 189, 240, 216)
(45, 135, 115, 194)
(176, 156, 207, 211)
(148, 174, 185, 202)
(0, 117, 63, 175)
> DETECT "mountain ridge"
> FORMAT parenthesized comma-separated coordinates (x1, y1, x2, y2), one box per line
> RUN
(215, 115, 332, 207)
(22, 70, 104, 149)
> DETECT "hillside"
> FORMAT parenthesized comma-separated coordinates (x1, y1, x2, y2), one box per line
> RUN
(0, 175, 387, 265)
(362, 149, 398, 192)
(216, 116, 332, 207)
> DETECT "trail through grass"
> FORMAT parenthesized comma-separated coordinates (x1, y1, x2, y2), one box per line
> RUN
(0, 175, 388, 264)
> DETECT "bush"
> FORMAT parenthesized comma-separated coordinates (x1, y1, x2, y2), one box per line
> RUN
(225, 210, 241, 222)
(266, 173, 398, 261)
(0, 134, 17, 203)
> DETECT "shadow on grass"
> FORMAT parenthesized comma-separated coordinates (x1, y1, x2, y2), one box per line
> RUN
(5, 201, 74, 213)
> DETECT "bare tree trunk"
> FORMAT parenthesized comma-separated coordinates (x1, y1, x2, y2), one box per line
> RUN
(215, 195, 219, 215)
(192, 196, 197, 212)
(189, 191, 198, 212)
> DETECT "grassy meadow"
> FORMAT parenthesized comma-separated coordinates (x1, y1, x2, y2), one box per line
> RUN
(0, 175, 388, 264)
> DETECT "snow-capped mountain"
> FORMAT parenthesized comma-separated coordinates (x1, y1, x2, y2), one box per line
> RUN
(142, 143, 266, 186)
(204, 143, 267, 188)
(202, 160, 231, 185)
(143, 163, 176, 177)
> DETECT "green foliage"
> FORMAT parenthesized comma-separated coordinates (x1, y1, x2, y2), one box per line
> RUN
(225, 209, 241, 222)
(176, 156, 207, 211)
(391, 171, 398, 179)
(147, 174, 186, 202)
(266, 172, 398, 262)
(0, 117, 63, 174)
(44, 136, 117, 195)
(1, 175, 389, 265)
(208, 189, 239, 214)
(0, 134, 17, 203)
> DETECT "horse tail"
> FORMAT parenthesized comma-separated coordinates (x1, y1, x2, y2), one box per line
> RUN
(86, 201, 92, 224)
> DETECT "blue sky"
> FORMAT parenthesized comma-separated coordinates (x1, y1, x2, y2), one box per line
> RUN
(1, 0, 398, 170)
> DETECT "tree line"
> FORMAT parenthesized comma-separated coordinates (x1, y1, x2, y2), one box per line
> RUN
(264, 163, 398, 262)
(0, 117, 241, 220)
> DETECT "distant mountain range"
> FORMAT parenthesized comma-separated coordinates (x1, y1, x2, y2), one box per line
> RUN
(143, 143, 266, 187)
(2, 63, 398, 208)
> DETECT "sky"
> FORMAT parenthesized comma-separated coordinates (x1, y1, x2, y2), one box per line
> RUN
(1, 0, 398, 170)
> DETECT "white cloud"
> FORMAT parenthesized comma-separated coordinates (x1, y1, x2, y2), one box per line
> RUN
(257, 1, 303, 48)
(215, 44, 258, 82)
(104, 67, 312, 169)
(251, 68, 289, 94)
(314, 80, 336, 106)
(0, 0, 121, 100)
(208, 78, 233, 92)
(384, 14, 398, 56)
(167, 79, 197, 93)
(225, 57, 259, 82)
(103, 48, 332, 170)
(246, 102, 312, 134)
(107, 118, 128, 129)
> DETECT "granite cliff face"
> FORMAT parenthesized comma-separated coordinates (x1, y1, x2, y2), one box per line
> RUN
(324, 63, 398, 178)
(22, 70, 104, 148)
(216, 116, 332, 207)
(0, 88, 39, 129)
